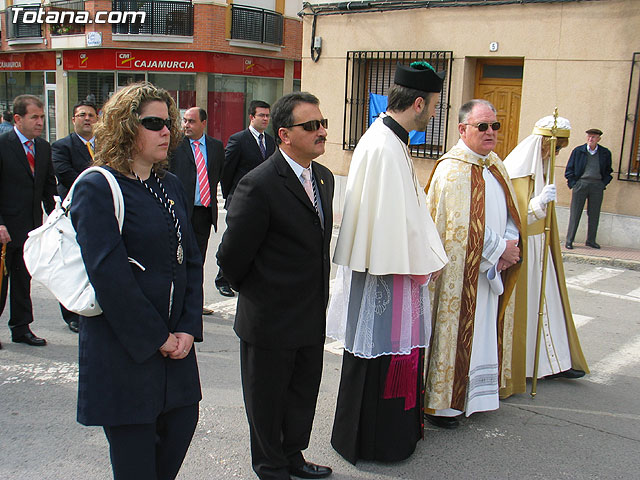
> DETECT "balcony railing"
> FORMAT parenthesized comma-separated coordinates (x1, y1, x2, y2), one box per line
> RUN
(231, 5, 283, 46)
(49, 0, 86, 36)
(111, 0, 194, 37)
(5, 5, 43, 39)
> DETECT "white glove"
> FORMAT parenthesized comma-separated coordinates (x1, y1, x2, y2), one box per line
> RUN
(538, 184, 556, 204)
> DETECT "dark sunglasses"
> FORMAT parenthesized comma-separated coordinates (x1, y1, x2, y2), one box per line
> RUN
(465, 121, 501, 132)
(286, 118, 328, 131)
(140, 116, 172, 131)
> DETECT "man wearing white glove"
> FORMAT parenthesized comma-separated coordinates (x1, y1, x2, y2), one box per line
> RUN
(502, 115, 589, 399)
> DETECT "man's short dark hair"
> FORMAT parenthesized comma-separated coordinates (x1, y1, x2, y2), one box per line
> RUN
(72, 101, 98, 117)
(271, 92, 320, 145)
(458, 99, 496, 124)
(196, 107, 207, 122)
(387, 84, 433, 113)
(249, 100, 270, 116)
(2, 110, 12, 123)
(13, 95, 43, 117)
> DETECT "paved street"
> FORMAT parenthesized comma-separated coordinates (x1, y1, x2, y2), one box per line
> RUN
(1, 203, 640, 479)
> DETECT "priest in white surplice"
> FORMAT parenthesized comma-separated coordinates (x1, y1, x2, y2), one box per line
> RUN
(327, 62, 448, 464)
(501, 115, 588, 399)
(424, 99, 522, 429)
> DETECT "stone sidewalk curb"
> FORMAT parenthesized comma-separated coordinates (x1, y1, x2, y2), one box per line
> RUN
(562, 252, 640, 271)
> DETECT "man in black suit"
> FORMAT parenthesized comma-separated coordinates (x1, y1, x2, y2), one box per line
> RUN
(217, 100, 276, 297)
(217, 92, 334, 480)
(0, 95, 57, 346)
(169, 107, 224, 315)
(51, 100, 98, 333)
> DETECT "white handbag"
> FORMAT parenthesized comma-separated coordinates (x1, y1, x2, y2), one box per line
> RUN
(23, 167, 124, 317)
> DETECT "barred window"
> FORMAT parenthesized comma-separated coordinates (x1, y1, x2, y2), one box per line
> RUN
(620, 52, 640, 182)
(344, 51, 453, 159)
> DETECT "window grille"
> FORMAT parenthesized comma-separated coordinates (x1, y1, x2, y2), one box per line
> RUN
(231, 5, 283, 46)
(111, 1, 194, 36)
(620, 52, 640, 182)
(5, 5, 42, 39)
(344, 51, 453, 158)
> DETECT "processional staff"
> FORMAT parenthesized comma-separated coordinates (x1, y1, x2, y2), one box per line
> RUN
(530, 107, 569, 397)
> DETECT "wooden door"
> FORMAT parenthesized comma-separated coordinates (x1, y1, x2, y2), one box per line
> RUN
(474, 59, 523, 160)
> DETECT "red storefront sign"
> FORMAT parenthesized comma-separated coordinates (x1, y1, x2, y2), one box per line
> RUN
(0, 52, 56, 70)
(63, 49, 298, 78)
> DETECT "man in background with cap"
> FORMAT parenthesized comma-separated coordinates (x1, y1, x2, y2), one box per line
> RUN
(564, 128, 612, 249)
(424, 99, 521, 429)
(328, 61, 447, 464)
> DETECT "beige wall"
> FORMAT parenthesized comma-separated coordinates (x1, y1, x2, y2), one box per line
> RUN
(301, 0, 640, 217)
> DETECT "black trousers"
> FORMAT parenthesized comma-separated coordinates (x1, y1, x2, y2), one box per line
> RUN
(103, 403, 199, 480)
(0, 241, 34, 337)
(240, 340, 324, 480)
(191, 206, 213, 262)
(566, 179, 605, 244)
(60, 303, 79, 326)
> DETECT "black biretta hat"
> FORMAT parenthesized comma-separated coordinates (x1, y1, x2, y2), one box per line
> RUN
(394, 61, 445, 93)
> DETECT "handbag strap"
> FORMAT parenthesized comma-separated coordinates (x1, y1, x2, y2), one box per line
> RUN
(63, 166, 125, 233)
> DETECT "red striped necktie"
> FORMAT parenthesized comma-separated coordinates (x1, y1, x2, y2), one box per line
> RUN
(193, 140, 211, 207)
(25, 140, 35, 173)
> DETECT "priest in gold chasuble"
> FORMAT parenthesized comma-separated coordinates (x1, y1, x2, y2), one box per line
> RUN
(424, 99, 522, 429)
(328, 62, 447, 464)
(501, 115, 588, 399)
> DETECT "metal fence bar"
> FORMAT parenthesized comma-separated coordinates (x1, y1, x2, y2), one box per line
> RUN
(5, 5, 43, 39)
(111, 0, 194, 36)
(344, 50, 452, 158)
(231, 5, 283, 46)
(618, 52, 640, 182)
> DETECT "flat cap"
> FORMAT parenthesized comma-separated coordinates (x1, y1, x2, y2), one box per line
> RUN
(586, 128, 603, 136)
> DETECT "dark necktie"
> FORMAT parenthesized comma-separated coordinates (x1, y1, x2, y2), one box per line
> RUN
(25, 140, 35, 173)
(258, 133, 266, 159)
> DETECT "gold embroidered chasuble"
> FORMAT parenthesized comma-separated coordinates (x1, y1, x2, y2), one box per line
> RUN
(424, 145, 522, 411)
(499, 175, 589, 398)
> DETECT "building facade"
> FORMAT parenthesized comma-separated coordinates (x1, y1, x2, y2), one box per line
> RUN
(1, 0, 303, 144)
(300, 0, 640, 248)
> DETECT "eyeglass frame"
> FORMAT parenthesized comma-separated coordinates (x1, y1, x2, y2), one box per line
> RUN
(463, 121, 501, 132)
(284, 118, 328, 132)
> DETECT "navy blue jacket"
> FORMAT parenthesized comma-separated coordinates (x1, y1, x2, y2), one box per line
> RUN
(564, 143, 613, 189)
(71, 167, 203, 426)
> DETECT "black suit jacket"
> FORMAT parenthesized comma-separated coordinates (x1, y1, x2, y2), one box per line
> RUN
(169, 135, 224, 230)
(565, 143, 613, 189)
(221, 128, 276, 208)
(51, 133, 93, 199)
(0, 129, 57, 245)
(217, 150, 334, 349)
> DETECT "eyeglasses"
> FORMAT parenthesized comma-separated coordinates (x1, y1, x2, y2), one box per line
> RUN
(254, 113, 270, 119)
(285, 118, 328, 131)
(140, 116, 172, 131)
(464, 121, 501, 132)
(74, 112, 96, 119)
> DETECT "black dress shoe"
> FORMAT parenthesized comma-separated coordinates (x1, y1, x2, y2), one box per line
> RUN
(565, 241, 573, 249)
(425, 413, 460, 429)
(12, 331, 47, 346)
(0, 340, 3, 349)
(586, 241, 601, 249)
(217, 285, 235, 297)
(68, 320, 79, 333)
(545, 368, 586, 380)
(289, 462, 332, 479)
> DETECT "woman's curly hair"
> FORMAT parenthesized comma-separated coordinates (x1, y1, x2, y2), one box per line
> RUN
(92, 81, 182, 175)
